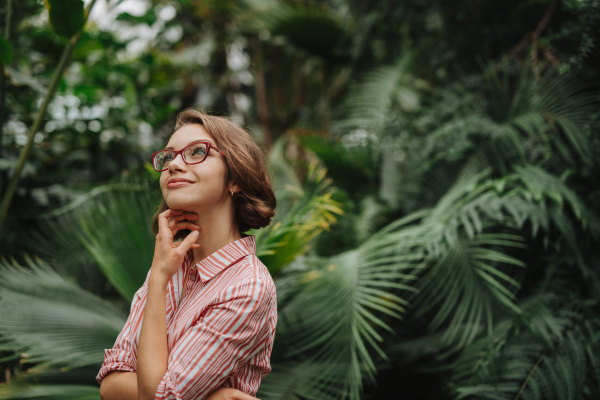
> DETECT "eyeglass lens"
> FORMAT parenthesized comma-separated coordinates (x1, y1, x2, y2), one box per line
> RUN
(154, 142, 209, 170)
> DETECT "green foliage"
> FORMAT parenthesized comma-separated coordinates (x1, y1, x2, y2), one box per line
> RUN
(0, 255, 126, 370)
(46, 0, 85, 39)
(255, 162, 344, 275)
(0, 384, 99, 399)
(0, 33, 13, 65)
(300, 135, 377, 196)
(238, 0, 349, 59)
(261, 225, 419, 400)
(76, 187, 159, 301)
(1, 0, 599, 398)
(333, 55, 423, 135)
(451, 296, 600, 400)
(31, 182, 160, 301)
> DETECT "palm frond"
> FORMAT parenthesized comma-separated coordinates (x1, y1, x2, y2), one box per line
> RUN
(487, 66, 598, 165)
(354, 195, 390, 243)
(255, 162, 344, 275)
(402, 170, 525, 349)
(76, 188, 159, 301)
(27, 214, 107, 295)
(452, 296, 600, 400)
(267, 135, 302, 212)
(0, 384, 99, 400)
(405, 162, 597, 350)
(8, 365, 101, 385)
(259, 215, 422, 400)
(332, 55, 422, 135)
(29, 181, 159, 299)
(0, 255, 126, 370)
(236, 0, 348, 59)
(514, 165, 600, 235)
(415, 68, 598, 186)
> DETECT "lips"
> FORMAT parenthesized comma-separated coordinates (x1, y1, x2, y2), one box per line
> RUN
(167, 178, 195, 188)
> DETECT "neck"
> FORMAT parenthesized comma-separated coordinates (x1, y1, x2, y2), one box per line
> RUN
(186, 200, 241, 265)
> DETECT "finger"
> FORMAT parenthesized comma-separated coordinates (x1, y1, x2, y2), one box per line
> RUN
(168, 212, 198, 229)
(238, 393, 259, 400)
(169, 212, 198, 222)
(181, 212, 198, 220)
(178, 230, 199, 253)
(174, 241, 200, 249)
(170, 209, 184, 215)
(170, 222, 200, 236)
(158, 209, 173, 237)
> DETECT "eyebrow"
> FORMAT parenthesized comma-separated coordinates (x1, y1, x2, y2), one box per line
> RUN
(165, 140, 215, 150)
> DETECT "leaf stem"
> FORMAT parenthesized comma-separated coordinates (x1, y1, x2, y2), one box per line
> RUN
(0, 0, 14, 189)
(513, 349, 548, 400)
(0, 0, 97, 231)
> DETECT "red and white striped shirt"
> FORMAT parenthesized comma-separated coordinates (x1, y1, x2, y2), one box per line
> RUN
(96, 235, 277, 400)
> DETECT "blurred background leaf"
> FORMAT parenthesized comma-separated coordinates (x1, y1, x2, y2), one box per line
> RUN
(0, 34, 12, 65)
(0, 0, 599, 398)
(45, 0, 85, 39)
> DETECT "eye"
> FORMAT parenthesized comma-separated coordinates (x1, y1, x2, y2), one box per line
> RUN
(163, 153, 174, 162)
(192, 146, 207, 156)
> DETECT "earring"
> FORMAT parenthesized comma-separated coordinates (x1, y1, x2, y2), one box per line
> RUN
(230, 189, 234, 197)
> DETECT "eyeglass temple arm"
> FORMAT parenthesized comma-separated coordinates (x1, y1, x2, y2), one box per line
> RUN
(211, 145, 226, 157)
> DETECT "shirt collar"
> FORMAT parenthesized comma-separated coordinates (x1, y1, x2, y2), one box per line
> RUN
(186, 235, 256, 283)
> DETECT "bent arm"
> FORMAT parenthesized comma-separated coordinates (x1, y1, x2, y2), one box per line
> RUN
(100, 371, 138, 400)
(99, 371, 255, 400)
(137, 274, 171, 400)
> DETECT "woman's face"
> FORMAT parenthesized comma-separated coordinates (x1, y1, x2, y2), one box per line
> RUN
(159, 124, 230, 211)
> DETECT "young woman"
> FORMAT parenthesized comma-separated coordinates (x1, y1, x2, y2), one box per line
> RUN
(97, 108, 278, 400)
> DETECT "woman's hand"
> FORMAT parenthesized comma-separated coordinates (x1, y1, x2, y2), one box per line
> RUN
(151, 209, 200, 285)
(206, 387, 259, 400)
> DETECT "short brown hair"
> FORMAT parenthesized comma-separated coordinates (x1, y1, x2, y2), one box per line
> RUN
(151, 107, 276, 234)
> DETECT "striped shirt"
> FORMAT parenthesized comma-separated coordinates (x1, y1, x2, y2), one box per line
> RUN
(96, 235, 277, 400)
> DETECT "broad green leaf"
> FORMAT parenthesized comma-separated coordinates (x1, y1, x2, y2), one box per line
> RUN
(46, 0, 85, 39)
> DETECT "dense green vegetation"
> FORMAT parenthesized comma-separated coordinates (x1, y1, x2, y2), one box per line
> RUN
(1, 0, 599, 399)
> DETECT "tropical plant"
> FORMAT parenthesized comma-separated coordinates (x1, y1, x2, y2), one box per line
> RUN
(451, 294, 600, 400)
(1, 0, 600, 399)
(0, 146, 344, 397)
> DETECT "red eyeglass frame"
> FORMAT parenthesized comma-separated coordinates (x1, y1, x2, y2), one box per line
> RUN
(151, 141, 226, 172)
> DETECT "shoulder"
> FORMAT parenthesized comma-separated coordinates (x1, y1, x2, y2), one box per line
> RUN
(225, 255, 276, 297)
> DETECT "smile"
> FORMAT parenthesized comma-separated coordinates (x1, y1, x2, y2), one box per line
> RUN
(167, 181, 195, 188)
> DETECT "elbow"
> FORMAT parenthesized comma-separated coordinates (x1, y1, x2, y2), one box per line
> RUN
(99, 381, 108, 400)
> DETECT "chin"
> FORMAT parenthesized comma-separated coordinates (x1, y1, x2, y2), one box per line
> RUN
(166, 199, 195, 211)
(164, 192, 224, 211)
(163, 193, 189, 208)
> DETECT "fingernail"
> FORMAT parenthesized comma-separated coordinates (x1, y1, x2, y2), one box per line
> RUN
(192, 231, 199, 236)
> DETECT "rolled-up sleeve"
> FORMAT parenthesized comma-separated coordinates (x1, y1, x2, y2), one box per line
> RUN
(155, 278, 275, 400)
(96, 271, 152, 384)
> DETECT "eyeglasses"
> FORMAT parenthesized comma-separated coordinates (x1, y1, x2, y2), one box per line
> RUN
(151, 141, 226, 171)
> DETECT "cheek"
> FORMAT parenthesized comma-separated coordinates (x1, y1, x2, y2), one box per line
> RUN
(202, 163, 229, 188)
(159, 173, 169, 193)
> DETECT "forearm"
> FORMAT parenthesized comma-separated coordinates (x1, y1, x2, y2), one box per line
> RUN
(100, 371, 138, 400)
(137, 274, 170, 400)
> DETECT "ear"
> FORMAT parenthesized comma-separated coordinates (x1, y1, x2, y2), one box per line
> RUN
(229, 182, 241, 195)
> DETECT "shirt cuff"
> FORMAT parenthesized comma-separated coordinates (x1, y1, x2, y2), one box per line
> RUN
(155, 370, 182, 400)
(96, 349, 136, 384)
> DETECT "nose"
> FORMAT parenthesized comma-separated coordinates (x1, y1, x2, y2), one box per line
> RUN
(168, 153, 187, 172)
